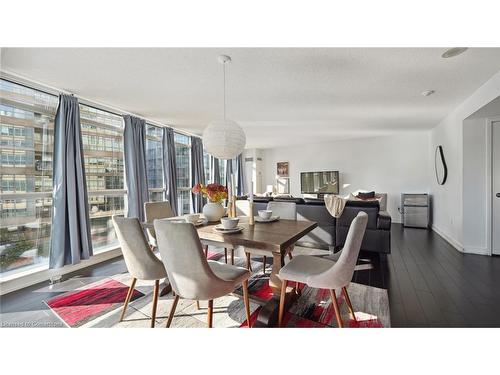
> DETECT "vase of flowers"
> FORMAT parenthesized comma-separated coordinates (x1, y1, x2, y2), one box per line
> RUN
(192, 183, 228, 222)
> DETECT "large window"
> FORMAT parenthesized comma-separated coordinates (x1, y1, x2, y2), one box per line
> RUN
(80, 105, 125, 252)
(174, 132, 191, 214)
(0, 79, 57, 277)
(203, 150, 225, 185)
(145, 124, 164, 202)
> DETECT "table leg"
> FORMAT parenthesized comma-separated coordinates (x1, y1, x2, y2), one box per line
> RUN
(254, 252, 298, 327)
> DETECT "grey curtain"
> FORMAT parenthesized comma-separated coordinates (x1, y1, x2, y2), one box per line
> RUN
(225, 158, 233, 193)
(211, 156, 221, 184)
(49, 94, 92, 269)
(123, 115, 148, 221)
(191, 136, 205, 213)
(162, 127, 178, 215)
(236, 153, 246, 196)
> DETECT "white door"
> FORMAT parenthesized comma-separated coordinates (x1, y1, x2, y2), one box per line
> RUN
(493, 122, 500, 255)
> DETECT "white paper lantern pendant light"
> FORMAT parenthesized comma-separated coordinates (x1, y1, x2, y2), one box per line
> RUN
(202, 55, 246, 160)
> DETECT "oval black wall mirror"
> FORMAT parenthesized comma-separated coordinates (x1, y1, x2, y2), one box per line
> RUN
(435, 145, 448, 185)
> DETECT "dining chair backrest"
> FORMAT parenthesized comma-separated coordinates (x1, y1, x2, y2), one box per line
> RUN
(307, 211, 368, 289)
(112, 216, 167, 281)
(267, 201, 297, 220)
(154, 220, 235, 300)
(144, 201, 174, 242)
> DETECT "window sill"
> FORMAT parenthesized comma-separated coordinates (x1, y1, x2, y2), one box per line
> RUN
(0, 246, 123, 296)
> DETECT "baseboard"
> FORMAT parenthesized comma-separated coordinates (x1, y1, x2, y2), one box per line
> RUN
(431, 225, 464, 252)
(462, 246, 491, 256)
(0, 248, 123, 296)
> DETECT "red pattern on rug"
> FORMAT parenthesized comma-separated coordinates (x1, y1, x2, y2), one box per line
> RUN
(46, 278, 144, 327)
(239, 279, 384, 328)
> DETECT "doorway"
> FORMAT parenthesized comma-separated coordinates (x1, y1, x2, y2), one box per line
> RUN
(493, 121, 500, 255)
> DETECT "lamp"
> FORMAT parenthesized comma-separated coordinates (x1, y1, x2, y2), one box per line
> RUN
(202, 55, 246, 160)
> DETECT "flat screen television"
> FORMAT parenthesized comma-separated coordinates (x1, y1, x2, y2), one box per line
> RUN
(300, 171, 339, 194)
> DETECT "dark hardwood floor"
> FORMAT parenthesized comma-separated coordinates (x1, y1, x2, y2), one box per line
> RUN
(2, 223, 500, 327)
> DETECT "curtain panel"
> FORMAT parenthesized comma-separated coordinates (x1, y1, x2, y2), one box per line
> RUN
(210, 156, 221, 184)
(123, 115, 149, 221)
(49, 94, 92, 269)
(162, 127, 179, 215)
(236, 153, 246, 196)
(190, 136, 205, 213)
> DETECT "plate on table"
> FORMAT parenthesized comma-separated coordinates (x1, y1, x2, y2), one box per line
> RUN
(213, 224, 244, 234)
(186, 218, 208, 227)
(254, 215, 280, 223)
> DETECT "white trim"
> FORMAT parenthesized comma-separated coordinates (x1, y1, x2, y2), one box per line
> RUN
(462, 246, 490, 256)
(0, 247, 122, 296)
(431, 225, 463, 252)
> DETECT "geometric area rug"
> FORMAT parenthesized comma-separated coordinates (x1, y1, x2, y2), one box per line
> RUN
(44, 250, 390, 328)
(45, 278, 144, 328)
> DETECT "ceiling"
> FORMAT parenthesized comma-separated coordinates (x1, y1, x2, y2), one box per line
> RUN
(2, 48, 500, 149)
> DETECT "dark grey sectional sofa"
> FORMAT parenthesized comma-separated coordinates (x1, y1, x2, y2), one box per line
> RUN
(244, 196, 391, 254)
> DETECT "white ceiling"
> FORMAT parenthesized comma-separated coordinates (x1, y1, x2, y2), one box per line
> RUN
(2, 48, 500, 148)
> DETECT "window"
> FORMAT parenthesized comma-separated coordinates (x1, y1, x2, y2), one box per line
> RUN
(0, 79, 57, 277)
(80, 105, 125, 252)
(145, 124, 164, 202)
(174, 132, 191, 214)
(203, 150, 224, 185)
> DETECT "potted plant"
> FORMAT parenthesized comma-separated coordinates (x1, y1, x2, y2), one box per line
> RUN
(192, 183, 228, 222)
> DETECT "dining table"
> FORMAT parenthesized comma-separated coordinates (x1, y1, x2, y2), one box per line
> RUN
(143, 215, 318, 327)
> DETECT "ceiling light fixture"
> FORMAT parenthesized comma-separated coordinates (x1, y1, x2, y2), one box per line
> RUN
(441, 47, 468, 58)
(422, 90, 435, 97)
(202, 55, 246, 160)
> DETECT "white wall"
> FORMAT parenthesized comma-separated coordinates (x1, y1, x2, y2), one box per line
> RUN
(261, 132, 431, 222)
(430, 71, 500, 251)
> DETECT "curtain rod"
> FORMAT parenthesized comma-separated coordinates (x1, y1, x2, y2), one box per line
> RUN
(0, 70, 202, 139)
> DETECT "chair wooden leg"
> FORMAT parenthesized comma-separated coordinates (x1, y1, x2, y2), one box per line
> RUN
(119, 278, 137, 322)
(329, 289, 343, 328)
(224, 248, 228, 264)
(196, 300, 200, 310)
(246, 252, 252, 271)
(295, 281, 301, 295)
(207, 300, 214, 328)
(166, 295, 180, 328)
(262, 256, 267, 275)
(342, 286, 356, 321)
(288, 251, 293, 260)
(151, 280, 160, 328)
(231, 248, 234, 265)
(203, 245, 209, 258)
(278, 278, 288, 327)
(242, 280, 252, 328)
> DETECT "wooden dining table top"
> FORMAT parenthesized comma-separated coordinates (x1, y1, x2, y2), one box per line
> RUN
(197, 218, 317, 253)
(144, 216, 317, 254)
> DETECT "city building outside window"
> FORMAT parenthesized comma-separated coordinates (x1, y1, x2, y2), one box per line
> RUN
(145, 124, 164, 202)
(0, 79, 57, 277)
(80, 104, 125, 253)
(174, 132, 191, 214)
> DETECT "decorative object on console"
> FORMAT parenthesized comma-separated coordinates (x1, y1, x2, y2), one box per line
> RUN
(277, 161, 289, 177)
(434, 145, 448, 185)
(192, 183, 228, 222)
(202, 55, 246, 160)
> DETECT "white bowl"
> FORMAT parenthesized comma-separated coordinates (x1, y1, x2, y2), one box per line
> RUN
(185, 214, 200, 224)
(258, 210, 273, 220)
(220, 217, 239, 229)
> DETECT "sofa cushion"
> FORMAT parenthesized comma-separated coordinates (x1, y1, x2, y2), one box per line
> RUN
(303, 197, 325, 206)
(357, 191, 375, 199)
(273, 197, 305, 204)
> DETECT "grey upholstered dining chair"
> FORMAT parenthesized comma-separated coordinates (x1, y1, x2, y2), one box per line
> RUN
(277, 211, 368, 328)
(245, 201, 297, 274)
(112, 216, 168, 328)
(144, 201, 174, 249)
(154, 220, 252, 328)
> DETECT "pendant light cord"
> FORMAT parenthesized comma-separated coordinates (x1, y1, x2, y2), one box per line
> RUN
(223, 61, 226, 120)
